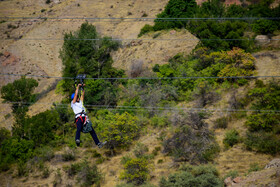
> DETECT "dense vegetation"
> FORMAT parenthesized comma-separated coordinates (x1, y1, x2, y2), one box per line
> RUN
(1, 2, 280, 183)
(60, 22, 125, 106)
(244, 80, 280, 154)
(159, 164, 223, 187)
(139, 0, 280, 51)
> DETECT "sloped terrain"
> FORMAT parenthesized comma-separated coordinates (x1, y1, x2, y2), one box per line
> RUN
(1, 0, 280, 187)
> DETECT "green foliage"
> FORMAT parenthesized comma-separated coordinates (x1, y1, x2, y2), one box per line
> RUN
(252, 19, 278, 34)
(222, 170, 238, 181)
(62, 147, 76, 161)
(133, 143, 149, 158)
(152, 146, 161, 156)
(223, 129, 240, 148)
(53, 168, 62, 186)
(0, 127, 10, 145)
(59, 22, 124, 105)
(64, 162, 82, 177)
(41, 165, 50, 178)
(76, 160, 103, 187)
(151, 115, 170, 127)
(17, 160, 29, 177)
(119, 80, 178, 114)
(138, 24, 154, 37)
(153, 0, 198, 30)
(121, 157, 150, 185)
(1, 77, 38, 116)
(248, 163, 261, 173)
(163, 119, 220, 163)
(154, 48, 255, 100)
(139, 0, 280, 51)
(27, 110, 60, 146)
(94, 112, 139, 149)
(243, 82, 280, 155)
(1, 138, 34, 163)
(35, 146, 55, 162)
(246, 113, 279, 132)
(84, 79, 120, 106)
(214, 117, 228, 129)
(245, 131, 280, 155)
(160, 164, 222, 187)
(246, 81, 280, 133)
(116, 183, 156, 187)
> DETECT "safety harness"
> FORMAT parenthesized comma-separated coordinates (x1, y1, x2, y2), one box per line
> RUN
(75, 111, 87, 125)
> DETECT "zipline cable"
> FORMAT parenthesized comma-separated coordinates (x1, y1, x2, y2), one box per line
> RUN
(2, 101, 280, 113)
(1, 16, 280, 21)
(1, 38, 279, 41)
(0, 73, 280, 80)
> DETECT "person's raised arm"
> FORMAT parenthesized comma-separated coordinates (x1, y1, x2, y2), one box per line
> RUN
(80, 84, 85, 103)
(72, 84, 80, 103)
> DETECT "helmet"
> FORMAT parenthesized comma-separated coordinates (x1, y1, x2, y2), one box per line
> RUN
(71, 93, 75, 100)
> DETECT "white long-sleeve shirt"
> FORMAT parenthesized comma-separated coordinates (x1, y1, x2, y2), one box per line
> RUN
(71, 101, 86, 115)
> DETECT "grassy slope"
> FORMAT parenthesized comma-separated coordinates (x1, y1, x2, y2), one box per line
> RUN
(0, 0, 280, 186)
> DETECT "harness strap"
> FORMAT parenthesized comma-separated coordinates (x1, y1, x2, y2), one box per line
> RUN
(75, 116, 87, 125)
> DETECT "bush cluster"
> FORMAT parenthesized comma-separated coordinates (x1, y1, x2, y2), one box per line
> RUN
(94, 112, 140, 149)
(159, 164, 222, 187)
(223, 129, 240, 148)
(121, 157, 150, 185)
(64, 160, 103, 186)
(244, 81, 280, 154)
(163, 112, 220, 164)
(60, 22, 124, 106)
(153, 47, 255, 100)
(139, 0, 280, 51)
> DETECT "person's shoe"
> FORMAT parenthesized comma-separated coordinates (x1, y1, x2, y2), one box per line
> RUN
(76, 139, 80, 147)
(97, 141, 107, 148)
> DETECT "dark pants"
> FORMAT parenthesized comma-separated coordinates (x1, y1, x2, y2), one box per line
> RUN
(75, 117, 100, 146)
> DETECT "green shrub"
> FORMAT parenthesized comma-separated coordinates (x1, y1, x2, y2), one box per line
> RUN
(76, 160, 103, 187)
(138, 24, 154, 37)
(163, 124, 220, 164)
(151, 115, 169, 127)
(1, 138, 34, 162)
(28, 110, 60, 146)
(152, 146, 161, 156)
(214, 117, 228, 129)
(245, 131, 280, 155)
(35, 146, 55, 162)
(45, 0, 51, 4)
(95, 112, 139, 149)
(0, 127, 11, 145)
(116, 183, 156, 187)
(60, 22, 124, 103)
(17, 160, 29, 177)
(246, 113, 279, 132)
(160, 164, 222, 187)
(62, 147, 76, 161)
(64, 162, 82, 177)
(121, 157, 150, 185)
(248, 163, 261, 173)
(42, 165, 50, 178)
(223, 129, 240, 148)
(245, 81, 280, 133)
(1, 76, 38, 118)
(252, 19, 278, 34)
(222, 170, 238, 181)
(53, 168, 62, 186)
(133, 143, 149, 158)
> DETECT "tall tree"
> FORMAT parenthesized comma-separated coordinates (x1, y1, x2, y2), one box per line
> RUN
(1, 77, 38, 137)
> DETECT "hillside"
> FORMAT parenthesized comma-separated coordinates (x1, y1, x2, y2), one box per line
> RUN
(1, 0, 280, 187)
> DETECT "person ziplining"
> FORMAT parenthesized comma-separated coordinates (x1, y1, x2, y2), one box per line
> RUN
(71, 75, 106, 148)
